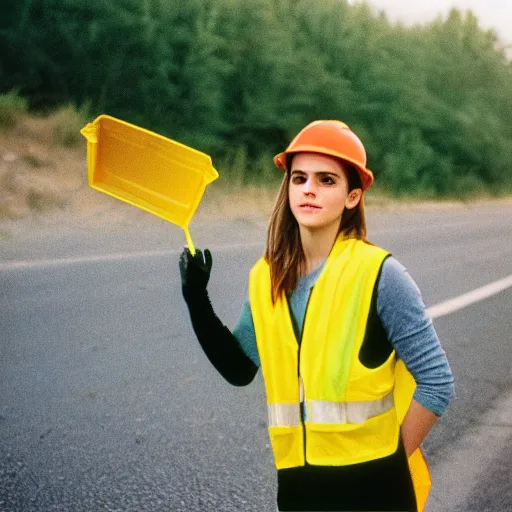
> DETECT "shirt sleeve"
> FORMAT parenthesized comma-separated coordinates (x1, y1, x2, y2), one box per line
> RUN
(377, 257, 456, 416)
(233, 299, 261, 367)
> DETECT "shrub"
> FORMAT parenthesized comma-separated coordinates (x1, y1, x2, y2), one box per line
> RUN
(0, 90, 29, 130)
(51, 104, 87, 147)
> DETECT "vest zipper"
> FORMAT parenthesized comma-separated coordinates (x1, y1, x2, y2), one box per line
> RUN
(299, 380, 307, 465)
(298, 291, 313, 466)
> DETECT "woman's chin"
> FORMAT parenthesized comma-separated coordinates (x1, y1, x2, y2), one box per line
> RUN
(296, 217, 335, 232)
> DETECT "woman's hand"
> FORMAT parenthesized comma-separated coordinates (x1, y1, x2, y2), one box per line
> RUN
(179, 248, 212, 292)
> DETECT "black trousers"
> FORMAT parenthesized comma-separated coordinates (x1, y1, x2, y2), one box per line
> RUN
(277, 440, 417, 512)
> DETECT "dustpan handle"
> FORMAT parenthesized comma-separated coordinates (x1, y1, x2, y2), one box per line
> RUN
(183, 226, 196, 256)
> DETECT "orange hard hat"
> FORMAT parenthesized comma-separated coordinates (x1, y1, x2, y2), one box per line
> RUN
(273, 120, 374, 190)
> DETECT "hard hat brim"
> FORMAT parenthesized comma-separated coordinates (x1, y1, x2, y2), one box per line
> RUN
(273, 147, 374, 191)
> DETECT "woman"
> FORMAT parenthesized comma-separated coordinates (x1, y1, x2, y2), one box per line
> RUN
(180, 120, 455, 511)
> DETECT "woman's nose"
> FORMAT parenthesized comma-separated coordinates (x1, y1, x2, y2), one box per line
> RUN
(303, 177, 316, 195)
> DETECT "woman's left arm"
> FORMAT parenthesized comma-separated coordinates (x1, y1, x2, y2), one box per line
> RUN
(377, 257, 456, 455)
(401, 400, 439, 457)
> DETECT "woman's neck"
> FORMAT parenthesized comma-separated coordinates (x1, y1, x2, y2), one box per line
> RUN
(299, 222, 340, 275)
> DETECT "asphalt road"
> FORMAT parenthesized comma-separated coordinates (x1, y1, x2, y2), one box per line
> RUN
(1, 203, 512, 511)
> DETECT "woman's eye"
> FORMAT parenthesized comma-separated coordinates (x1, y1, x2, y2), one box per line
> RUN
(321, 176, 335, 185)
(292, 175, 306, 184)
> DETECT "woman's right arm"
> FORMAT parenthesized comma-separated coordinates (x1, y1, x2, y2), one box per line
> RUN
(179, 248, 258, 386)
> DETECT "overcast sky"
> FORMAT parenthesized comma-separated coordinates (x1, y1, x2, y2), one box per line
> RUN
(350, 0, 511, 43)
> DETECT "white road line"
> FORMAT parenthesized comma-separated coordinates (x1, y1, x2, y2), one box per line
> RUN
(0, 249, 176, 270)
(0, 242, 264, 271)
(427, 274, 512, 319)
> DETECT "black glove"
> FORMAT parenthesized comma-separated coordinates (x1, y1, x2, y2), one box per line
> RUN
(178, 247, 258, 386)
(179, 248, 212, 292)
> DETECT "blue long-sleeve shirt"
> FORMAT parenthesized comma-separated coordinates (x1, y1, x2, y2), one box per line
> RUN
(233, 256, 455, 416)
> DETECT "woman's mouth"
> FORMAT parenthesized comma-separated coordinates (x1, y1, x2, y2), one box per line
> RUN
(299, 203, 322, 211)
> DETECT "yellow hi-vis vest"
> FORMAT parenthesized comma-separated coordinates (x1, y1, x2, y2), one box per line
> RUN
(249, 236, 431, 511)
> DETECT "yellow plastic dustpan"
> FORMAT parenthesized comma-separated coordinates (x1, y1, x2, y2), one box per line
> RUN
(80, 115, 218, 255)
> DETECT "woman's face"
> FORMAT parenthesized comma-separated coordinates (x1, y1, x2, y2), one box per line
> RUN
(288, 153, 360, 232)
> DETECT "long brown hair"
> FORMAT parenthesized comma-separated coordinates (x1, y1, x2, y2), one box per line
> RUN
(264, 160, 367, 303)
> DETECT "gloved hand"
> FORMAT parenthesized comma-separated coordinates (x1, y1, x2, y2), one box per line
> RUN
(179, 248, 212, 292)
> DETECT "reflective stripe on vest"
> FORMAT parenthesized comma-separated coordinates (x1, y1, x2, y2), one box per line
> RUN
(309, 392, 394, 424)
(268, 392, 394, 427)
(268, 403, 301, 427)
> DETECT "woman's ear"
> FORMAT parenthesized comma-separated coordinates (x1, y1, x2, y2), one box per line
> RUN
(345, 188, 362, 210)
